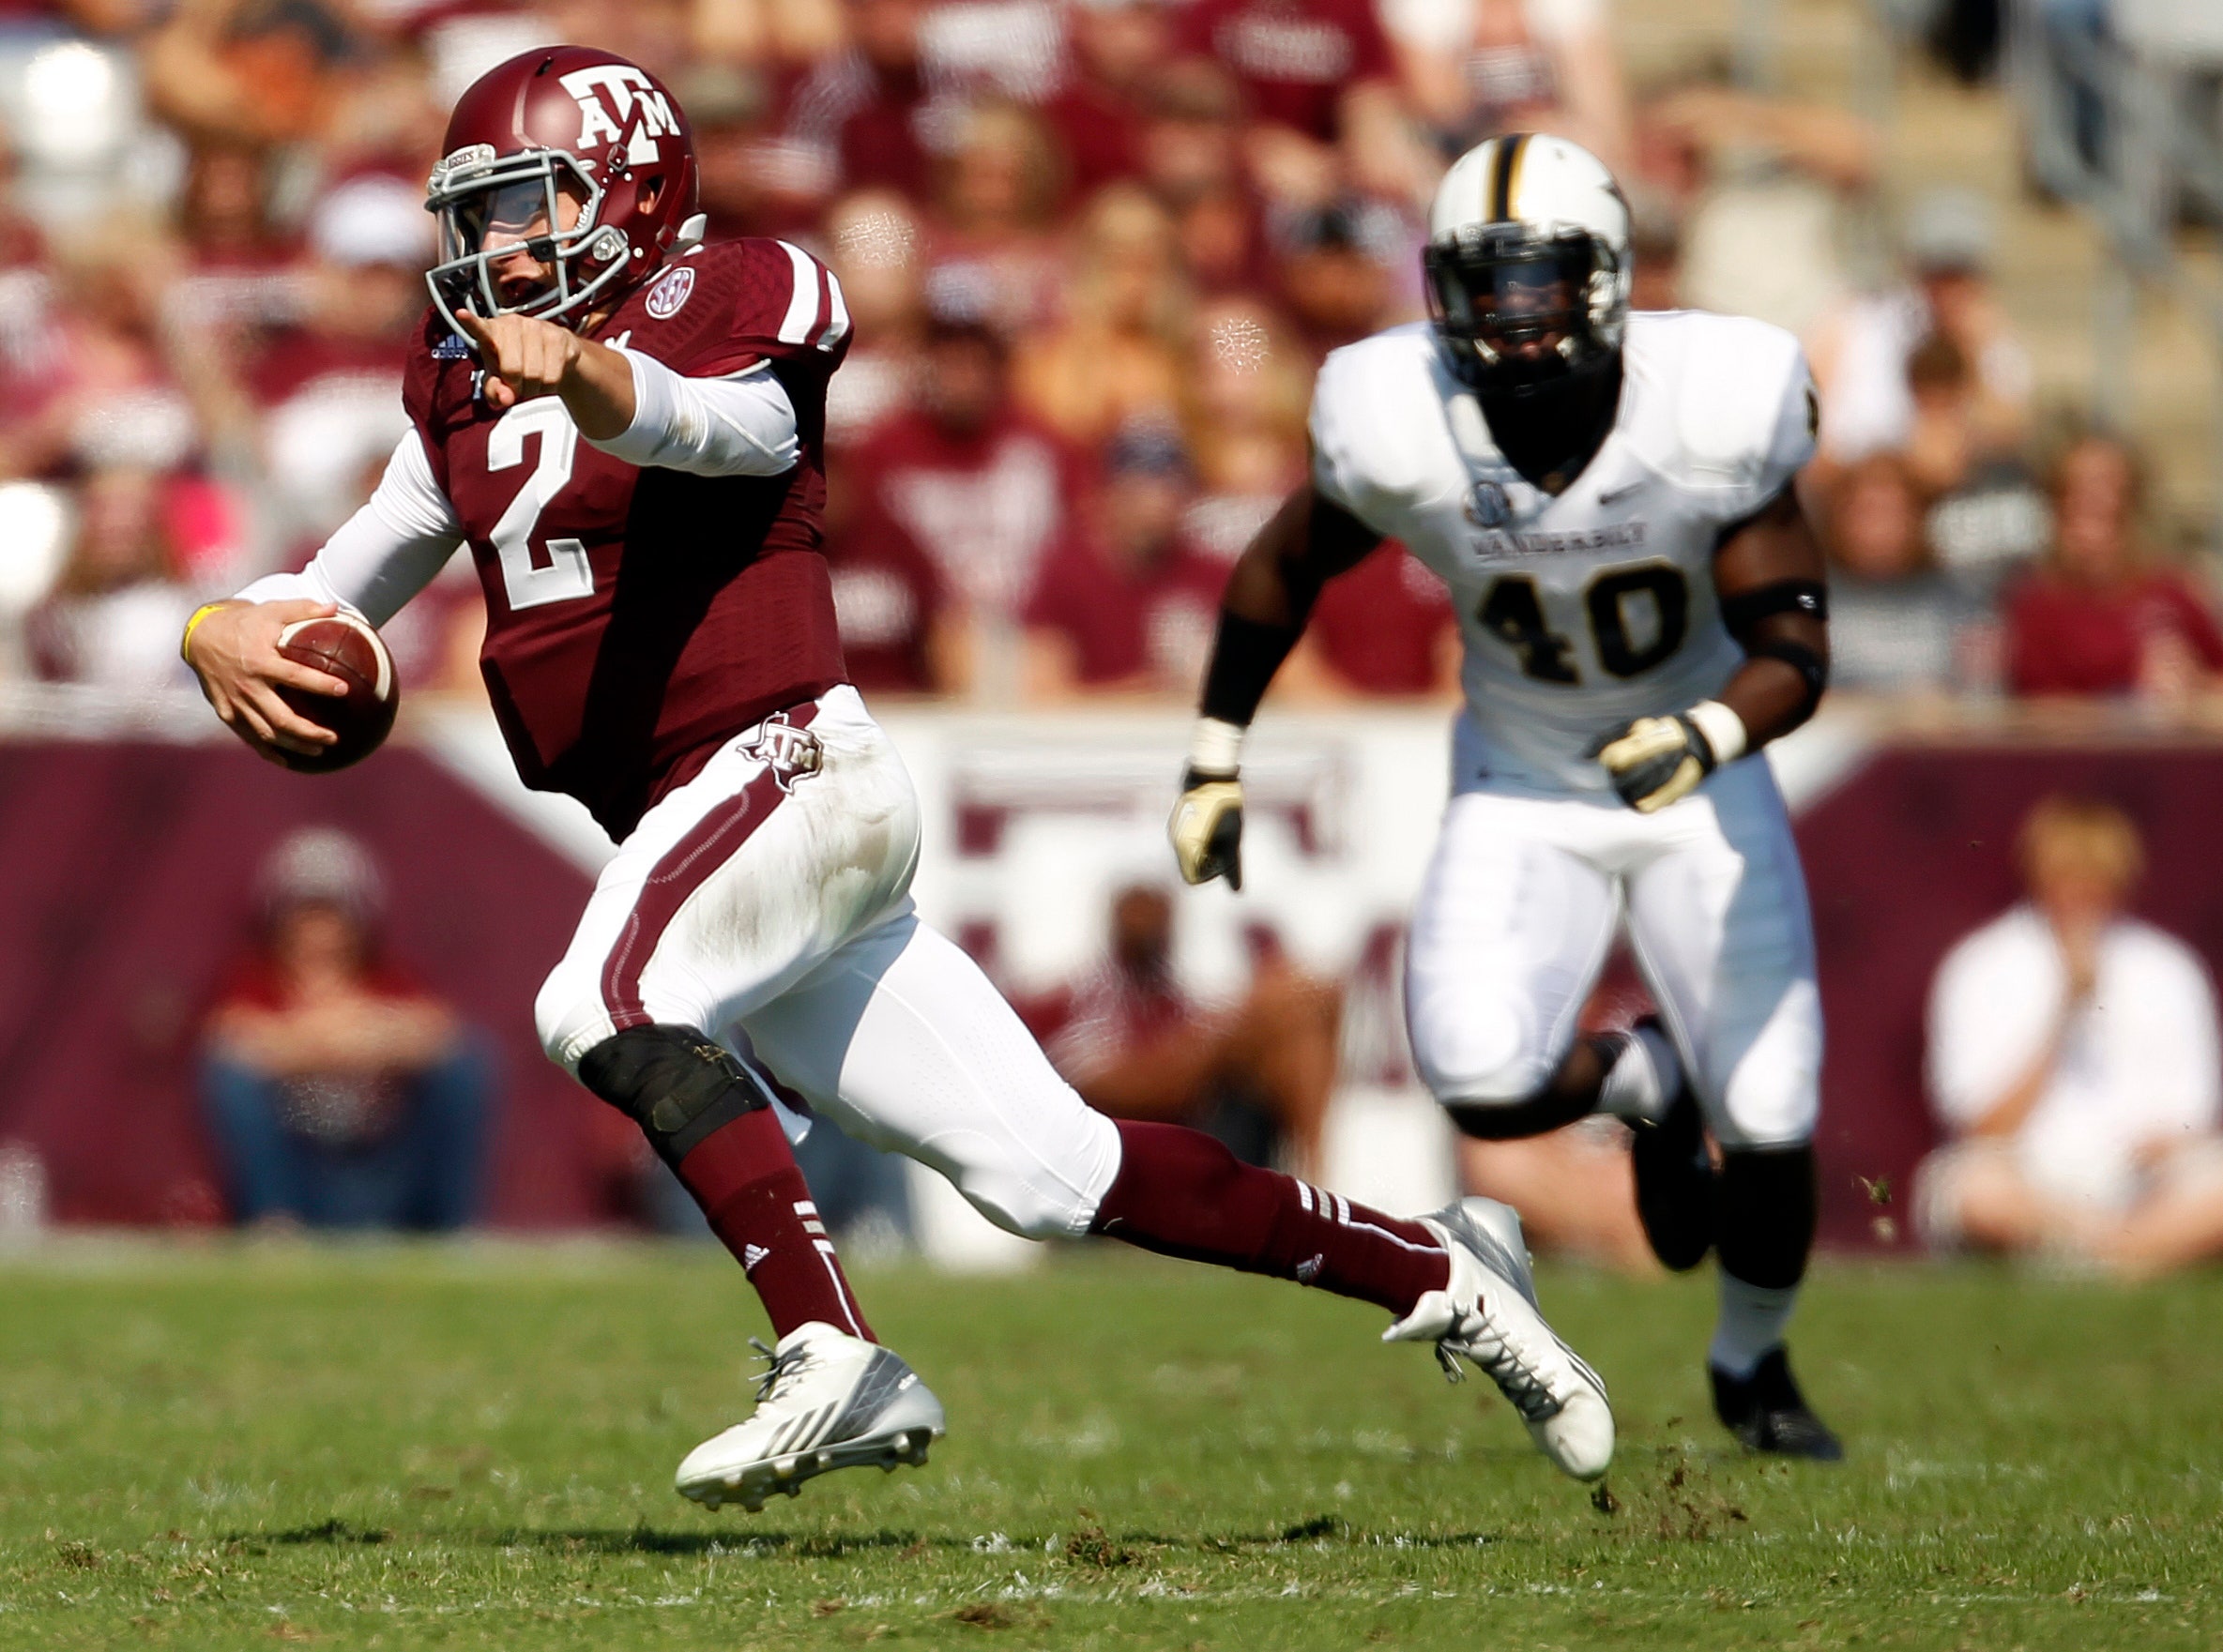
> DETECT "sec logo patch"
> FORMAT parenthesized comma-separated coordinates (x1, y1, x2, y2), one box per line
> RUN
(1466, 480, 1511, 528)
(646, 265, 695, 320)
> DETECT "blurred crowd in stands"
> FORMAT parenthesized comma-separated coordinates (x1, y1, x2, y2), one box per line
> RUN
(0, 0, 2215, 712)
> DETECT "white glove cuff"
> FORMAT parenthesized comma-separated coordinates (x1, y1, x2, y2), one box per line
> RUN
(1686, 700, 1748, 765)
(1189, 716, 1246, 776)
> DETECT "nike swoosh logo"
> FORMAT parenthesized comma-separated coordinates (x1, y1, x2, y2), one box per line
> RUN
(1597, 482, 1642, 506)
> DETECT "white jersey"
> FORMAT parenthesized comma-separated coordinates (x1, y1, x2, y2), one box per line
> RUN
(1310, 311, 1817, 798)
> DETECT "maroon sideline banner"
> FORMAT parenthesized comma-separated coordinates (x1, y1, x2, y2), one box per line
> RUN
(0, 738, 622, 1228)
(1799, 740, 2223, 1249)
(2, 724, 2219, 1244)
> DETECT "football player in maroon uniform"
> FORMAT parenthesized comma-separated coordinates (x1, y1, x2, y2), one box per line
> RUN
(181, 46, 1613, 1508)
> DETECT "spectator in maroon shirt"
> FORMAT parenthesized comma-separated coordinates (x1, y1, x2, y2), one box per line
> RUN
(1172, 0, 1416, 206)
(1300, 543, 1459, 696)
(925, 99, 1068, 338)
(1277, 198, 1399, 363)
(1138, 60, 1272, 295)
(854, 307, 1082, 657)
(1035, 882, 1343, 1179)
(2006, 435, 2223, 704)
(1040, 0, 1165, 205)
(1022, 421, 1228, 698)
(164, 144, 300, 346)
(783, 0, 936, 202)
(686, 67, 811, 242)
(822, 452, 957, 695)
(200, 828, 492, 1232)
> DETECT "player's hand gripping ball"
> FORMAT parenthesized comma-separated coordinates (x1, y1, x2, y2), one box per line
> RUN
(1169, 768, 1245, 889)
(271, 614, 399, 772)
(1590, 714, 1716, 813)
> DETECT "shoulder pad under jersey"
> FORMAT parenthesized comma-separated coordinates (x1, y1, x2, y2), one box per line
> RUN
(1309, 323, 1465, 534)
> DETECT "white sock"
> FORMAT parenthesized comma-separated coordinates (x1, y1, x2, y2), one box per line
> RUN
(1596, 1024, 1682, 1125)
(1709, 1273, 1799, 1379)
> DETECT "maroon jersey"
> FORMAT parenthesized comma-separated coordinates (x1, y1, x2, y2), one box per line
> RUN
(822, 489, 948, 694)
(404, 238, 851, 840)
(1173, 0, 1395, 142)
(1022, 530, 1229, 689)
(1310, 542, 1456, 695)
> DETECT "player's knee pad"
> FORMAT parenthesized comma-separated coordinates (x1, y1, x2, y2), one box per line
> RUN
(1708, 1073, 1820, 1153)
(1715, 1145, 1817, 1290)
(1442, 1091, 1595, 1141)
(574, 1023, 773, 1168)
(1701, 985, 1822, 1150)
(1428, 1034, 1613, 1141)
(1411, 1017, 1559, 1118)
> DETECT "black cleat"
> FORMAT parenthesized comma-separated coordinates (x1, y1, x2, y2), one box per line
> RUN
(1627, 1028, 1714, 1272)
(1711, 1346, 1843, 1461)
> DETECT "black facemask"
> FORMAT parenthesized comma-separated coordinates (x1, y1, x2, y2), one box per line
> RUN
(1426, 226, 1625, 490)
(1426, 229, 1618, 388)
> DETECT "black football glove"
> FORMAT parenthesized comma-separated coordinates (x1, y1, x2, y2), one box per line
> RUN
(1168, 765, 1244, 889)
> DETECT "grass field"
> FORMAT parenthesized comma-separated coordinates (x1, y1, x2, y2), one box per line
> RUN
(2, 1242, 2220, 1650)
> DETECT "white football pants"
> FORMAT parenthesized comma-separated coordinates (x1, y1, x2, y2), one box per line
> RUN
(536, 686, 1123, 1238)
(1404, 759, 1821, 1149)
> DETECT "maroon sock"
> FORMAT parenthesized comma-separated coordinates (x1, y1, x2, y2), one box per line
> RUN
(1088, 1120, 1449, 1315)
(671, 1107, 875, 1342)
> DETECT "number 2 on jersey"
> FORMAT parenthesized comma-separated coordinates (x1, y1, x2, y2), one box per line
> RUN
(486, 399, 596, 611)
(1478, 563, 1689, 685)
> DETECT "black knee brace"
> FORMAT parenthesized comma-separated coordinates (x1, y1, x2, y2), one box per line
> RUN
(576, 1023, 772, 1166)
(1716, 1144, 1817, 1289)
(1444, 1090, 1598, 1141)
(1441, 1036, 1619, 1142)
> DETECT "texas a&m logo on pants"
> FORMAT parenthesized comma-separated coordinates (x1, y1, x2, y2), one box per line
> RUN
(742, 712, 824, 792)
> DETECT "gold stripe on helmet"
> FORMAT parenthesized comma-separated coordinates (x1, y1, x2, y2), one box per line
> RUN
(1489, 132, 1530, 221)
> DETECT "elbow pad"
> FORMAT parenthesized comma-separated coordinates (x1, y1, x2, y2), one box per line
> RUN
(1746, 636, 1828, 727)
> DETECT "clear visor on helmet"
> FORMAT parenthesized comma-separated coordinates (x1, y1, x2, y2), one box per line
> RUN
(425, 149, 617, 329)
(440, 176, 574, 262)
(1425, 229, 1602, 356)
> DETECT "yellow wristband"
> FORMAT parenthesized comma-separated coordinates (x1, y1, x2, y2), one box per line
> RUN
(180, 600, 236, 666)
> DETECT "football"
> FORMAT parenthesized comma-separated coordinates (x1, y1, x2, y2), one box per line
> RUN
(272, 613, 398, 773)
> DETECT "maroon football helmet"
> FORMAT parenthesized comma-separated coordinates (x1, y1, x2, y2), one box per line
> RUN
(424, 45, 702, 333)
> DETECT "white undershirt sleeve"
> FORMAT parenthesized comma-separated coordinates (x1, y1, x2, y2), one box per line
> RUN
(236, 430, 464, 627)
(586, 350, 801, 477)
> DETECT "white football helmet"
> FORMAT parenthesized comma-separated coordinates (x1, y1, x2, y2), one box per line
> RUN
(1424, 132, 1632, 393)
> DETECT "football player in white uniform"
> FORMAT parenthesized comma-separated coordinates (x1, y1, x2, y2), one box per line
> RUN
(1171, 133, 1841, 1458)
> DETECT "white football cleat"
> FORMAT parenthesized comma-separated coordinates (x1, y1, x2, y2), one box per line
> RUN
(675, 1322, 946, 1512)
(1384, 1196, 1616, 1481)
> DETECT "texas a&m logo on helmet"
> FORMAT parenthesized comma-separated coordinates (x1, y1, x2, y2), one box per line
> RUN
(424, 46, 703, 337)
